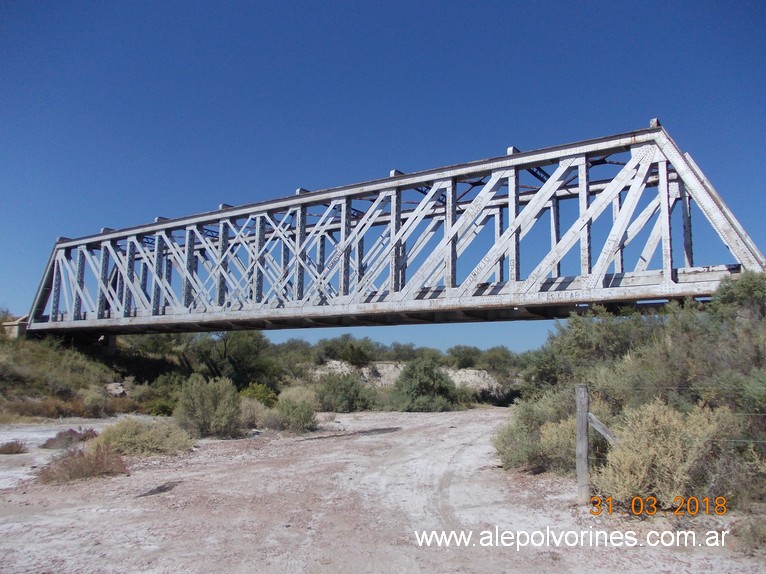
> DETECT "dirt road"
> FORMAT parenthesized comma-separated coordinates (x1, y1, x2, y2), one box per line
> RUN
(0, 409, 761, 573)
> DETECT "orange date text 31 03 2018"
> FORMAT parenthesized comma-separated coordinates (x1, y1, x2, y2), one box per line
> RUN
(590, 496, 728, 517)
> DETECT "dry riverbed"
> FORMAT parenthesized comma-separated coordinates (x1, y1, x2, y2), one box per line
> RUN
(0, 408, 763, 573)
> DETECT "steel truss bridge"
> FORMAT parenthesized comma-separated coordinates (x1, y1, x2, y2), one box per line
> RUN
(27, 122, 766, 336)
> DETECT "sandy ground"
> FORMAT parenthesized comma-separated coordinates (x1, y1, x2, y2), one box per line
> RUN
(0, 408, 763, 573)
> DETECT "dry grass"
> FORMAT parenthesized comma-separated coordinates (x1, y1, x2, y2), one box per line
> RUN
(0, 411, 40, 424)
(8, 397, 87, 418)
(0, 439, 28, 454)
(37, 445, 128, 484)
(89, 418, 193, 455)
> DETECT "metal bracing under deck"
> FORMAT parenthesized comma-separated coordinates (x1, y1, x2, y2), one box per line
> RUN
(27, 124, 766, 335)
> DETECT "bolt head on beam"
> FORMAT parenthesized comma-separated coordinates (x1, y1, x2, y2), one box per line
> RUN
(649, 117, 662, 128)
(507, 146, 520, 155)
(390, 169, 404, 177)
(295, 187, 310, 195)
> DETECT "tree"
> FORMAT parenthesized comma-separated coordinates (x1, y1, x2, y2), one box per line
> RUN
(188, 331, 278, 390)
(447, 345, 481, 369)
(714, 271, 766, 320)
(390, 358, 459, 412)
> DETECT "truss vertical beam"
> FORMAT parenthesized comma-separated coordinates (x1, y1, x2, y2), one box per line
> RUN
(217, 221, 230, 305)
(680, 182, 694, 267)
(124, 241, 136, 317)
(151, 236, 164, 316)
(97, 244, 110, 319)
(390, 189, 403, 292)
(51, 263, 61, 322)
(340, 199, 351, 296)
(445, 180, 457, 288)
(183, 228, 196, 308)
(578, 159, 591, 276)
(253, 217, 265, 303)
(495, 208, 505, 281)
(658, 160, 674, 282)
(295, 207, 306, 301)
(72, 248, 85, 320)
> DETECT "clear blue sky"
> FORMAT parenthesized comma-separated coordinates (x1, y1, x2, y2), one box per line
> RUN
(1, 1, 764, 351)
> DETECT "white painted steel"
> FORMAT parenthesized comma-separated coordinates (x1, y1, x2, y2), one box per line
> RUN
(27, 125, 766, 334)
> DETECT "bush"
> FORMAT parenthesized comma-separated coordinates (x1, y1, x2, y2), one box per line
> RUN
(37, 445, 127, 483)
(82, 385, 109, 417)
(316, 374, 376, 412)
(593, 400, 748, 507)
(493, 387, 573, 471)
(9, 397, 86, 418)
(90, 418, 193, 455)
(260, 408, 287, 431)
(240, 383, 278, 408)
(145, 397, 176, 416)
(239, 397, 268, 429)
(106, 396, 140, 414)
(537, 416, 576, 474)
(0, 439, 28, 454)
(389, 358, 462, 412)
(41, 428, 98, 449)
(276, 386, 317, 432)
(713, 271, 766, 320)
(174, 375, 241, 438)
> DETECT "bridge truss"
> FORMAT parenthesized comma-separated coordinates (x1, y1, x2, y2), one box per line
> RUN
(27, 123, 766, 334)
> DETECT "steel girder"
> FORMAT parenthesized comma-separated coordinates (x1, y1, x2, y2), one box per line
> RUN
(27, 125, 766, 334)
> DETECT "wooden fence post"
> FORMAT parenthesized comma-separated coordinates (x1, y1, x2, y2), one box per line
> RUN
(575, 384, 590, 505)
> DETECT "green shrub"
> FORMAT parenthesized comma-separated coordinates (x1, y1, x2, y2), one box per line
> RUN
(389, 358, 461, 412)
(493, 401, 545, 471)
(593, 400, 748, 506)
(276, 386, 317, 432)
(454, 384, 476, 407)
(316, 374, 376, 412)
(240, 383, 278, 408)
(145, 397, 176, 416)
(713, 271, 766, 320)
(174, 375, 241, 438)
(90, 418, 193, 455)
(493, 387, 573, 471)
(37, 445, 127, 483)
(537, 416, 576, 474)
